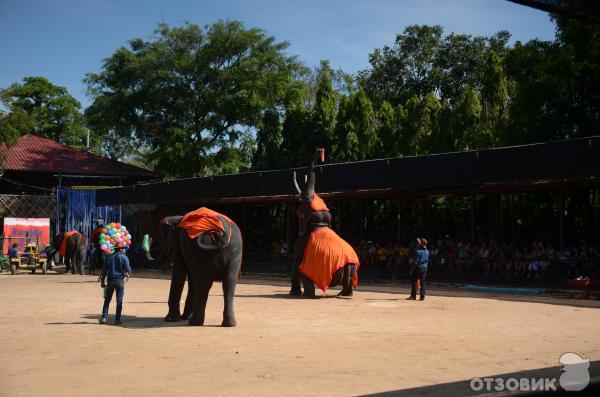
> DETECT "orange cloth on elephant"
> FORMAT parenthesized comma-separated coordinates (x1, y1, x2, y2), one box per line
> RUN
(310, 194, 329, 211)
(299, 227, 360, 292)
(60, 230, 80, 257)
(177, 207, 235, 239)
(90, 226, 104, 246)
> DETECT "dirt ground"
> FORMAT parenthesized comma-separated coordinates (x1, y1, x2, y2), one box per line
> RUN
(1, 272, 599, 397)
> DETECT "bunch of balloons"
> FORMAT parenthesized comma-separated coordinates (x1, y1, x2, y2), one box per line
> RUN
(98, 222, 132, 255)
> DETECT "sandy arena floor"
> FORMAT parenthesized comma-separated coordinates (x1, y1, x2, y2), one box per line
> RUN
(0, 272, 599, 396)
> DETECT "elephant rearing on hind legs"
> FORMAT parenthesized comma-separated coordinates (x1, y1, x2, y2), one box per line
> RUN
(290, 148, 360, 298)
(145, 208, 243, 327)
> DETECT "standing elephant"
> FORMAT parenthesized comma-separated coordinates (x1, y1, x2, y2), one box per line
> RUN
(54, 230, 86, 274)
(145, 208, 243, 327)
(290, 149, 360, 298)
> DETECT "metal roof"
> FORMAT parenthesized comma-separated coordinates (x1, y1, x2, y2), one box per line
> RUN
(0, 134, 157, 178)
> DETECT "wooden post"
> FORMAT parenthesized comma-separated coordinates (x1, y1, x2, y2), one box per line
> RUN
(396, 199, 402, 243)
(559, 191, 565, 251)
(586, 189, 592, 247)
(510, 193, 515, 245)
(470, 194, 476, 243)
(285, 203, 292, 256)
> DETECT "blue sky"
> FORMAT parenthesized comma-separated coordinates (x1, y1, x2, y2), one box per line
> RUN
(0, 0, 555, 108)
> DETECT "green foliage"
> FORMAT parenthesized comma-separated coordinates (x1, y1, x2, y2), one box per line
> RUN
(333, 88, 377, 162)
(253, 109, 283, 170)
(0, 76, 87, 147)
(310, 60, 337, 152)
(84, 20, 307, 177)
(280, 102, 311, 167)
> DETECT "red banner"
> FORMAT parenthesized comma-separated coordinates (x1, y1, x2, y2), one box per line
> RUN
(3, 218, 50, 254)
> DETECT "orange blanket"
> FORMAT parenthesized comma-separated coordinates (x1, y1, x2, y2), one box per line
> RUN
(178, 207, 235, 239)
(310, 194, 329, 211)
(60, 230, 80, 257)
(299, 227, 360, 292)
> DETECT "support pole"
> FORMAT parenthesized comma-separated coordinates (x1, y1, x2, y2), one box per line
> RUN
(559, 191, 565, 251)
(396, 199, 402, 243)
(470, 194, 476, 243)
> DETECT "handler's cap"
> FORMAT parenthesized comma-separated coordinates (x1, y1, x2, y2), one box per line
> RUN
(115, 241, 126, 250)
(417, 237, 428, 247)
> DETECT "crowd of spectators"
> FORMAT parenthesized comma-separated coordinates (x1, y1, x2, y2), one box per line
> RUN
(353, 236, 600, 282)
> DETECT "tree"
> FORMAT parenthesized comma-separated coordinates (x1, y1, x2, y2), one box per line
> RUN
(310, 60, 337, 153)
(333, 88, 377, 162)
(0, 76, 87, 147)
(253, 109, 283, 170)
(374, 100, 401, 157)
(359, 25, 444, 107)
(84, 20, 307, 177)
(404, 92, 442, 155)
(281, 102, 311, 167)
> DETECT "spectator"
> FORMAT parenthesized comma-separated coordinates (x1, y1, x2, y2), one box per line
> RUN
(407, 237, 428, 301)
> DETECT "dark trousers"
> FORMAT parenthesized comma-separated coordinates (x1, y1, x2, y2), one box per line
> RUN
(410, 267, 427, 297)
(102, 278, 125, 320)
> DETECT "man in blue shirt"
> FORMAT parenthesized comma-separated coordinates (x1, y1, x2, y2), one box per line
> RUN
(99, 242, 132, 325)
(8, 244, 19, 260)
(407, 237, 429, 301)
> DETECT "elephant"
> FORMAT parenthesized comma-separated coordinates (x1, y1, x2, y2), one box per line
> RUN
(53, 231, 86, 274)
(144, 208, 243, 327)
(290, 148, 359, 298)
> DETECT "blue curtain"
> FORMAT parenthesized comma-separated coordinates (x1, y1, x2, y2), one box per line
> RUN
(55, 187, 121, 241)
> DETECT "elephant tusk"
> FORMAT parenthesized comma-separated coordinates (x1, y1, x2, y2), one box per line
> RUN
(293, 171, 302, 195)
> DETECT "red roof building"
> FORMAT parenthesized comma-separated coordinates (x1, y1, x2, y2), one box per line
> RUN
(1, 135, 158, 194)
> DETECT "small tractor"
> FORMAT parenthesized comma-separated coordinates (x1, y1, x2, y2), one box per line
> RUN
(10, 243, 48, 274)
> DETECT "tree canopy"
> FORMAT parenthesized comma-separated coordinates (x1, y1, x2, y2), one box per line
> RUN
(84, 20, 307, 177)
(0, 76, 87, 147)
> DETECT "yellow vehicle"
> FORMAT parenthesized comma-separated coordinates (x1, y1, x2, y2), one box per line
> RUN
(9, 243, 48, 275)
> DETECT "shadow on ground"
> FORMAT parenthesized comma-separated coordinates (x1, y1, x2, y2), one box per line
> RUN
(46, 314, 226, 328)
(360, 361, 600, 396)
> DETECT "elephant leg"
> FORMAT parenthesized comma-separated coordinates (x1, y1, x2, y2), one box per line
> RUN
(301, 274, 316, 298)
(338, 264, 357, 297)
(221, 273, 237, 327)
(164, 258, 187, 322)
(290, 234, 308, 296)
(188, 278, 213, 326)
(181, 276, 194, 320)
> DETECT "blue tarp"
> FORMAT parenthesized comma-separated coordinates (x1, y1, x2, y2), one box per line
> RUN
(56, 187, 121, 242)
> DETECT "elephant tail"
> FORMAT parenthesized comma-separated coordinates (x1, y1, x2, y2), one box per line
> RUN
(195, 216, 233, 251)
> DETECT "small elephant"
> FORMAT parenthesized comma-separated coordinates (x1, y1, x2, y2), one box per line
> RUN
(53, 230, 86, 275)
(290, 149, 359, 298)
(146, 208, 243, 327)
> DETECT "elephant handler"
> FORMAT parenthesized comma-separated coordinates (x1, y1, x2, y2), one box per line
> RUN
(407, 237, 429, 301)
(99, 242, 132, 325)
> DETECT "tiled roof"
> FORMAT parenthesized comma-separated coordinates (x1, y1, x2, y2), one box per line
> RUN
(0, 134, 157, 178)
